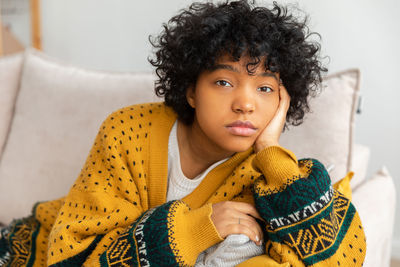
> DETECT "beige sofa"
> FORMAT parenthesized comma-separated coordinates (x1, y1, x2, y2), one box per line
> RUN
(0, 48, 396, 266)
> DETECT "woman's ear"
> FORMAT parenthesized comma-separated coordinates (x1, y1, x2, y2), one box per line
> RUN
(186, 86, 196, 108)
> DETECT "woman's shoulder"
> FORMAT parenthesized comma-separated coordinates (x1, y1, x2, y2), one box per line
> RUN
(98, 102, 176, 138)
(107, 102, 166, 119)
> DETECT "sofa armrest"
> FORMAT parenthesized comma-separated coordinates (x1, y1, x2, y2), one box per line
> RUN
(350, 143, 371, 189)
(352, 166, 396, 267)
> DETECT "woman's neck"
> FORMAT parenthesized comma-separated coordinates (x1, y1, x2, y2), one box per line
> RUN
(177, 120, 233, 179)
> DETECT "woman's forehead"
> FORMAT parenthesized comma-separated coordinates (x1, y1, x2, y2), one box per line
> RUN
(212, 53, 279, 79)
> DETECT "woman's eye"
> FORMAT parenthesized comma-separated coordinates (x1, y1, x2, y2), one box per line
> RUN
(257, 86, 273, 93)
(215, 80, 232, 87)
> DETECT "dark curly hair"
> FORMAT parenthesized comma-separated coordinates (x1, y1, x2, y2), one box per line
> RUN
(148, 0, 327, 126)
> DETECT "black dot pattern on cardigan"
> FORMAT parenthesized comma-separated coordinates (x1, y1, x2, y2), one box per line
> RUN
(208, 154, 259, 205)
(46, 103, 160, 261)
(32, 101, 366, 266)
(334, 220, 365, 266)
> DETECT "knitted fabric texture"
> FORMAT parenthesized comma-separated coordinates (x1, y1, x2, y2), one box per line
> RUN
(0, 102, 366, 267)
(167, 121, 262, 266)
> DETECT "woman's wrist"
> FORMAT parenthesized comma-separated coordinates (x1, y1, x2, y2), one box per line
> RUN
(254, 141, 280, 153)
(251, 146, 299, 183)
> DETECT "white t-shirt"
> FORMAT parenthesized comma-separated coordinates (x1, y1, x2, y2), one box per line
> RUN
(166, 121, 263, 266)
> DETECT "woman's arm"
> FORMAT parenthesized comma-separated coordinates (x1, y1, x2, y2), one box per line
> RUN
(48, 193, 222, 266)
(250, 146, 366, 266)
(248, 84, 366, 265)
(47, 111, 223, 267)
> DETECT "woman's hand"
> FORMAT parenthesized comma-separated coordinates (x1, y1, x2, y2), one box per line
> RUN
(254, 83, 291, 153)
(211, 201, 264, 245)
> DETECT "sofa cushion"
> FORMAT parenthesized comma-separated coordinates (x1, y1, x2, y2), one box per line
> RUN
(352, 166, 396, 267)
(0, 48, 160, 223)
(350, 143, 370, 189)
(280, 69, 360, 183)
(0, 52, 24, 158)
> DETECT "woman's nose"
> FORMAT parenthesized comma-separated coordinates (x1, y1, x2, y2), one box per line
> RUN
(231, 88, 255, 114)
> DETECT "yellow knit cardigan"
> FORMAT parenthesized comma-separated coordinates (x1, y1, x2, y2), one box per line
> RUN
(1, 102, 366, 267)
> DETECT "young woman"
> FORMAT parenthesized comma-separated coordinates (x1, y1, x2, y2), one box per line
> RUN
(0, 1, 366, 266)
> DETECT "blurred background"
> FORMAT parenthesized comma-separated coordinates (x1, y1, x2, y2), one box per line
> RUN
(1, 0, 399, 264)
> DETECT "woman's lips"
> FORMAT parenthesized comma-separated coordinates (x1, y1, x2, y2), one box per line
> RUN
(225, 121, 257, 137)
(226, 126, 257, 136)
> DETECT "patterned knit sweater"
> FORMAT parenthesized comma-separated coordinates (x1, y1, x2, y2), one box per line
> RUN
(0, 102, 366, 267)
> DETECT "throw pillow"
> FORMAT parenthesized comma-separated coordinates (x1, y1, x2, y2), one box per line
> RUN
(280, 69, 360, 184)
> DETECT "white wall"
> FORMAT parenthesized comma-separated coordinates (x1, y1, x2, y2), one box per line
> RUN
(41, 0, 189, 72)
(4, 0, 400, 258)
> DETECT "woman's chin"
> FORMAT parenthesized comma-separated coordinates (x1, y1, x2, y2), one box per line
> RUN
(221, 140, 255, 154)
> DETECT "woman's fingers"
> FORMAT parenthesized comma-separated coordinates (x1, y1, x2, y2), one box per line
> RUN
(274, 85, 290, 124)
(279, 84, 291, 111)
(230, 201, 264, 222)
(253, 84, 291, 152)
(227, 221, 262, 245)
(211, 201, 264, 245)
(232, 215, 264, 245)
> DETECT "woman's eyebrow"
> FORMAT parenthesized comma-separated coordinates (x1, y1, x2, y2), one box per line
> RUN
(210, 64, 278, 80)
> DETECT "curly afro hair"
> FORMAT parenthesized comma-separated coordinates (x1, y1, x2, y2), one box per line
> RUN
(149, 0, 327, 126)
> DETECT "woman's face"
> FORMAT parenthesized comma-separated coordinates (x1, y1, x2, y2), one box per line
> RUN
(186, 55, 281, 154)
